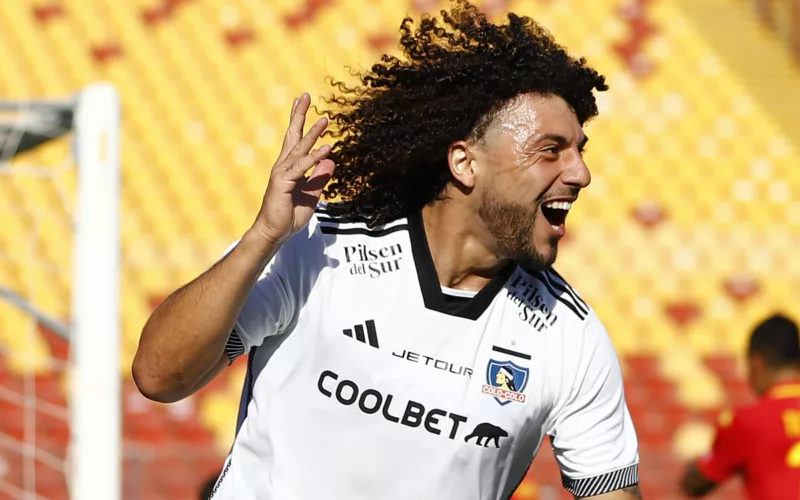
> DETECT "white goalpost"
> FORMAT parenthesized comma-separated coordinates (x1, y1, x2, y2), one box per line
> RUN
(0, 82, 121, 500)
(69, 83, 122, 500)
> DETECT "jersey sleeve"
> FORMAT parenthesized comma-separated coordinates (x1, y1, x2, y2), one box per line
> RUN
(223, 215, 330, 362)
(695, 409, 747, 483)
(545, 312, 640, 498)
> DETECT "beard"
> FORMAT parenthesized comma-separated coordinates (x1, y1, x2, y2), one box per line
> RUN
(477, 188, 557, 272)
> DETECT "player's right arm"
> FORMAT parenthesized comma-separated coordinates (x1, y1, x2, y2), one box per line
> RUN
(545, 312, 641, 498)
(132, 93, 335, 404)
(679, 409, 746, 497)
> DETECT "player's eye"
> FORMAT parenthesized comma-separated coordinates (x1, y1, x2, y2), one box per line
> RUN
(542, 146, 559, 155)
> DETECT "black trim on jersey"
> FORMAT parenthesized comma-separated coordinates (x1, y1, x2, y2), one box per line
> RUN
(548, 268, 589, 310)
(314, 206, 375, 224)
(544, 270, 589, 316)
(208, 456, 231, 499)
(407, 211, 516, 320)
(234, 347, 257, 438)
(561, 464, 639, 497)
(224, 330, 246, 364)
(319, 224, 409, 238)
(315, 215, 378, 225)
(491, 345, 531, 360)
(529, 269, 586, 321)
(442, 292, 472, 307)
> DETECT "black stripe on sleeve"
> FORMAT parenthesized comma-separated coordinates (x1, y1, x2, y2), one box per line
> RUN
(224, 330, 246, 363)
(315, 215, 376, 225)
(319, 224, 409, 237)
(546, 269, 589, 313)
(561, 464, 639, 497)
(314, 204, 375, 224)
(530, 270, 586, 321)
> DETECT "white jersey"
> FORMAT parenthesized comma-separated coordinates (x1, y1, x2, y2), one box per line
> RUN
(209, 204, 639, 500)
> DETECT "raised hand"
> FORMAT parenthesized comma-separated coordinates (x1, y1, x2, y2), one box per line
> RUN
(251, 93, 336, 245)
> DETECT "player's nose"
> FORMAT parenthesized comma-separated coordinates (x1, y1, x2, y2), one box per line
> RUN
(561, 153, 591, 189)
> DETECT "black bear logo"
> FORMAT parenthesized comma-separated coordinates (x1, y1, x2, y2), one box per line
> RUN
(464, 422, 508, 448)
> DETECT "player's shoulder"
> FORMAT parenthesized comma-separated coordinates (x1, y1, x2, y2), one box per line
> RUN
(511, 265, 594, 326)
(308, 202, 410, 258)
(312, 201, 410, 237)
(716, 402, 768, 431)
(723, 383, 800, 423)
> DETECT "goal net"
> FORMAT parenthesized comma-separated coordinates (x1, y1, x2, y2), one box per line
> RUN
(0, 83, 121, 500)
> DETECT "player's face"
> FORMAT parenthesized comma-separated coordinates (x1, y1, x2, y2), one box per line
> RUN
(747, 353, 769, 396)
(474, 93, 590, 270)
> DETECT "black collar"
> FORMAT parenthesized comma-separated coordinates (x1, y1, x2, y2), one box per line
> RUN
(407, 211, 516, 320)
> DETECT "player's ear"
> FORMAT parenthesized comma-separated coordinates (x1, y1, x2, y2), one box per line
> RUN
(747, 353, 770, 394)
(749, 353, 764, 371)
(447, 141, 477, 190)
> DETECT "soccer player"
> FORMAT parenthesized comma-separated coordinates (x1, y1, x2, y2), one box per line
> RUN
(132, 1, 642, 498)
(680, 313, 800, 499)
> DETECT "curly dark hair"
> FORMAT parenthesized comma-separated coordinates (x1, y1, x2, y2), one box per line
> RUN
(320, 0, 608, 226)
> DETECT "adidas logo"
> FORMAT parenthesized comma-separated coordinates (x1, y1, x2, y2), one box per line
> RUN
(343, 320, 379, 349)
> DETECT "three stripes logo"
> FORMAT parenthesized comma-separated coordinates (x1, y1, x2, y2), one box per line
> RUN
(343, 320, 380, 349)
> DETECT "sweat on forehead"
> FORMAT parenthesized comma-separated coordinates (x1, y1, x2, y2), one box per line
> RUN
(471, 93, 576, 144)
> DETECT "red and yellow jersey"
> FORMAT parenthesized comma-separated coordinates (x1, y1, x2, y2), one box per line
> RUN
(698, 381, 800, 500)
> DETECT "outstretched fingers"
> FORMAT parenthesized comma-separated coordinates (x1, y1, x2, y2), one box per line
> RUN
(284, 143, 332, 181)
(278, 93, 311, 163)
(272, 93, 334, 186)
(281, 115, 329, 170)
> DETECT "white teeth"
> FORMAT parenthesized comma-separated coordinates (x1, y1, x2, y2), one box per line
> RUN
(544, 201, 572, 210)
(551, 225, 560, 231)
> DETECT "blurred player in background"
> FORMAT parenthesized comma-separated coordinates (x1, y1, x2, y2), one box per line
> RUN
(133, 1, 642, 498)
(680, 313, 800, 499)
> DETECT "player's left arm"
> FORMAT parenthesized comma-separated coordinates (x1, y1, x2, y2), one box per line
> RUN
(546, 311, 642, 499)
(679, 409, 746, 497)
(679, 462, 718, 497)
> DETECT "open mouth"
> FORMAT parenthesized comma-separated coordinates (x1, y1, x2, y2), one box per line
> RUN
(540, 200, 572, 235)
